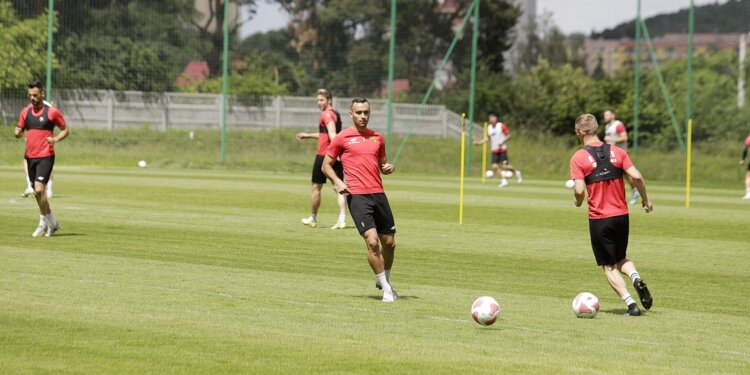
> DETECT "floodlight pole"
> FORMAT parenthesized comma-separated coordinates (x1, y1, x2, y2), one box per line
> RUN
(220, 0, 230, 162)
(386, 0, 397, 159)
(466, 0, 480, 175)
(46, 0, 55, 100)
(633, 0, 641, 151)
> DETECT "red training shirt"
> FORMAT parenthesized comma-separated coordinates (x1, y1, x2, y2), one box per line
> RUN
(569, 141, 634, 219)
(327, 127, 386, 195)
(745, 135, 750, 146)
(17, 104, 67, 158)
(316, 108, 339, 156)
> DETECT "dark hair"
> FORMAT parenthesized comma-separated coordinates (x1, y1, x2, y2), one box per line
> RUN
(28, 80, 44, 90)
(488, 112, 497, 117)
(317, 88, 332, 100)
(350, 97, 369, 108)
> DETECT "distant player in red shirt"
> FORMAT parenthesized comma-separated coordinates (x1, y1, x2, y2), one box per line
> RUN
(603, 109, 639, 204)
(473, 112, 522, 188)
(296, 89, 347, 229)
(322, 97, 398, 302)
(15, 80, 69, 237)
(740, 134, 750, 199)
(570, 113, 653, 316)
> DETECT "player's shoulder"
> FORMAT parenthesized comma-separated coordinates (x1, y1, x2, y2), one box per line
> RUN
(745, 135, 750, 145)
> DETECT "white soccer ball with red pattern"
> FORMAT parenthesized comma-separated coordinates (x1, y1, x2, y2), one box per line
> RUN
(572, 292, 600, 318)
(471, 296, 501, 326)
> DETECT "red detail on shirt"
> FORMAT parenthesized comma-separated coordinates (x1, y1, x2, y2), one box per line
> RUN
(327, 127, 386, 194)
(745, 135, 750, 146)
(569, 141, 634, 219)
(18, 104, 67, 158)
(615, 122, 626, 134)
(491, 123, 510, 154)
(317, 108, 338, 156)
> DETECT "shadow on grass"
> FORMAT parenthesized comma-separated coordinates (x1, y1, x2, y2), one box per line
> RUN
(358, 294, 420, 301)
(50, 233, 86, 237)
(600, 308, 658, 317)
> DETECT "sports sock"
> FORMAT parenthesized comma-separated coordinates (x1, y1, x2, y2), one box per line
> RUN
(621, 293, 635, 307)
(338, 212, 346, 223)
(375, 272, 392, 292)
(628, 270, 641, 283)
(45, 213, 57, 227)
(310, 213, 317, 221)
(38, 214, 46, 226)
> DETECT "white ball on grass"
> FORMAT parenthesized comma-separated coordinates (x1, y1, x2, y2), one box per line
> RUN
(138, 160, 147, 168)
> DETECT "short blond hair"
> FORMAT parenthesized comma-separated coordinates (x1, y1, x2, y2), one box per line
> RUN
(575, 113, 598, 135)
(316, 88, 332, 101)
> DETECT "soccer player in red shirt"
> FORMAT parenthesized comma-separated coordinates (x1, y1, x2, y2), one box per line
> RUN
(570, 114, 653, 316)
(740, 134, 750, 199)
(296, 89, 348, 229)
(473, 112, 522, 187)
(322, 98, 398, 302)
(15, 80, 69, 237)
(603, 109, 639, 204)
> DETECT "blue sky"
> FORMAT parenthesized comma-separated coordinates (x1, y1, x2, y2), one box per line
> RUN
(242, 0, 728, 37)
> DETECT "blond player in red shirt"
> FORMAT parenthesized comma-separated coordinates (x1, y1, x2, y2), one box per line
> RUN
(570, 114, 653, 316)
(14, 81, 69, 237)
(322, 98, 398, 302)
(740, 134, 750, 199)
(296, 89, 347, 229)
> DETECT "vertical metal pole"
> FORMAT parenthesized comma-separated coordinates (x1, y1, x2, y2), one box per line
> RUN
(633, 0, 641, 151)
(739, 33, 746, 108)
(386, 0, 396, 159)
(220, 0, 230, 162)
(466, 0, 479, 175)
(46, 0, 54, 99)
(686, 0, 694, 208)
(459, 113, 466, 225)
(685, 119, 692, 208)
(481, 122, 487, 183)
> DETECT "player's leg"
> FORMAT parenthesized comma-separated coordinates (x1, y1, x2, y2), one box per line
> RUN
(590, 216, 640, 316)
(330, 161, 347, 229)
(303, 156, 327, 227)
(350, 194, 394, 302)
(46, 172, 53, 199)
(493, 155, 508, 188)
(743, 168, 750, 199)
(617, 259, 652, 310)
(373, 193, 397, 297)
(22, 159, 33, 197)
(30, 158, 59, 237)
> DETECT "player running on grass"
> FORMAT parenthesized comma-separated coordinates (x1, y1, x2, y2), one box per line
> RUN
(15, 80, 69, 237)
(603, 109, 639, 204)
(740, 134, 750, 200)
(296, 89, 348, 229)
(473, 112, 522, 188)
(570, 113, 653, 316)
(322, 97, 399, 302)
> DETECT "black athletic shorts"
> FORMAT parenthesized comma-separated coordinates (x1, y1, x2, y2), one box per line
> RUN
(491, 152, 508, 165)
(588, 214, 629, 266)
(26, 156, 55, 185)
(312, 154, 343, 184)
(747, 162, 750, 171)
(347, 193, 396, 235)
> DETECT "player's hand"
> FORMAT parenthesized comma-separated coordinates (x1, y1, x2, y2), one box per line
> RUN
(14, 127, 23, 136)
(334, 181, 350, 195)
(574, 198, 582, 207)
(46, 137, 56, 145)
(295, 132, 306, 140)
(642, 199, 653, 213)
(381, 163, 394, 175)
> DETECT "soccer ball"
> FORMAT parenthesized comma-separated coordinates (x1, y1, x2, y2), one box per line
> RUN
(471, 296, 501, 326)
(485, 170, 494, 178)
(571, 292, 600, 318)
(501, 170, 514, 178)
(137, 160, 147, 168)
(565, 179, 575, 189)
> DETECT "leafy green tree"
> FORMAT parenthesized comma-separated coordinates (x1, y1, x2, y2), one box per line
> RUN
(0, 0, 50, 90)
(181, 55, 288, 97)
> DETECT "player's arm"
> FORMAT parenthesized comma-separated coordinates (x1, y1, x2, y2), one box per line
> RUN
(573, 180, 585, 207)
(14, 110, 26, 138)
(295, 132, 319, 140)
(14, 125, 24, 138)
(380, 156, 394, 175)
(625, 166, 653, 213)
(322, 155, 349, 194)
(47, 112, 69, 145)
(612, 130, 628, 144)
(49, 127, 69, 145)
(741, 145, 748, 164)
(325, 121, 337, 141)
(473, 128, 490, 145)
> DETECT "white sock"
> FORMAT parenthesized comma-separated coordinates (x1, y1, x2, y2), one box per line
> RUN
(628, 270, 641, 283)
(515, 170, 522, 176)
(746, 188, 750, 193)
(310, 213, 317, 221)
(621, 293, 635, 306)
(45, 213, 57, 227)
(39, 214, 46, 226)
(375, 272, 392, 292)
(26, 180, 32, 190)
(338, 212, 346, 223)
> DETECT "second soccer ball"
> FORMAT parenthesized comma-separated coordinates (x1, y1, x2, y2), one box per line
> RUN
(471, 296, 501, 326)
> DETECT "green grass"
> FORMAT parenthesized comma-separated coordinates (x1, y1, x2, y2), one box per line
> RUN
(1, 165, 748, 374)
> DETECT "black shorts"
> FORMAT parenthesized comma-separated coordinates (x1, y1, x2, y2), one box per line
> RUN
(347, 193, 396, 235)
(26, 156, 55, 185)
(747, 162, 750, 172)
(491, 152, 508, 165)
(588, 214, 629, 266)
(312, 154, 343, 184)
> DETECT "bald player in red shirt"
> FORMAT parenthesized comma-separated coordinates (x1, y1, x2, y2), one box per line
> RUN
(296, 89, 347, 229)
(322, 97, 398, 303)
(15, 80, 69, 237)
(740, 135, 750, 199)
(570, 113, 653, 316)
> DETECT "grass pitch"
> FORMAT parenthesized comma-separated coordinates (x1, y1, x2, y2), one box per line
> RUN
(0, 166, 748, 374)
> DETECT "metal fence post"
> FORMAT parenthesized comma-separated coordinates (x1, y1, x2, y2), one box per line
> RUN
(107, 90, 114, 131)
(161, 92, 169, 132)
